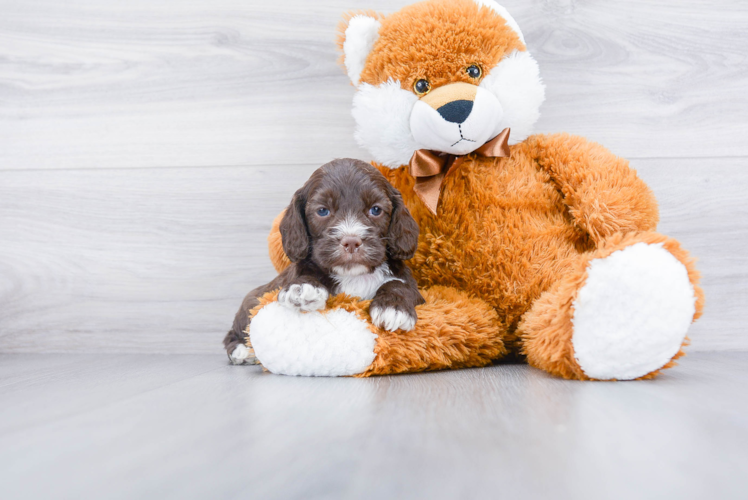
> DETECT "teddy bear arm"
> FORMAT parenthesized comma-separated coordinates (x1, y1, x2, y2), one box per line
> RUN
(530, 133, 660, 243)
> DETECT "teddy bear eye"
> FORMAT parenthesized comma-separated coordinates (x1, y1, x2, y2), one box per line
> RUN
(466, 65, 482, 79)
(413, 79, 431, 96)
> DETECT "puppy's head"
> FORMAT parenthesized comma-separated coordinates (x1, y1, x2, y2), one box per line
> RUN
(279, 158, 419, 275)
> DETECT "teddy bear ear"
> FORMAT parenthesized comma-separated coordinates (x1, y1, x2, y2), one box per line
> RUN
(472, 0, 525, 44)
(337, 11, 385, 86)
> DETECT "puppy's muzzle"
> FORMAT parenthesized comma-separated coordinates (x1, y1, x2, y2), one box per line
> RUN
(341, 236, 362, 254)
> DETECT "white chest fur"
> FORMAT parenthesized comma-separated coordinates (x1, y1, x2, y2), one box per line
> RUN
(331, 263, 402, 300)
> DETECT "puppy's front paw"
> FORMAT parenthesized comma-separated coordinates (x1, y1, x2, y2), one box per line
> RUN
(370, 306, 417, 332)
(278, 283, 329, 312)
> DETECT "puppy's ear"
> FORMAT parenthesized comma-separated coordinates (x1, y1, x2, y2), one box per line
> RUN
(279, 188, 310, 263)
(386, 185, 419, 260)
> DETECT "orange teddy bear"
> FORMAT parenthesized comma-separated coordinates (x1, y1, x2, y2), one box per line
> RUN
(240, 0, 703, 380)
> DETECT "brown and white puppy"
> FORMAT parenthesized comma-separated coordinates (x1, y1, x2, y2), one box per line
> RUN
(223, 158, 424, 364)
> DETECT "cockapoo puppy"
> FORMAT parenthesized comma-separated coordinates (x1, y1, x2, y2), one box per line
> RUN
(224, 158, 424, 364)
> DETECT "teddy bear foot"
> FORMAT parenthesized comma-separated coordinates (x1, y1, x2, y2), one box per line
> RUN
(249, 302, 378, 376)
(570, 241, 696, 380)
(247, 286, 507, 377)
(520, 233, 703, 381)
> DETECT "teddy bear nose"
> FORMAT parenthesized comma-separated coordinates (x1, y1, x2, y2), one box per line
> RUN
(341, 236, 362, 254)
(437, 99, 474, 124)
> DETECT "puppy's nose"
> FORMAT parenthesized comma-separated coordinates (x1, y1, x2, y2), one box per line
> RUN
(437, 100, 473, 124)
(341, 236, 362, 254)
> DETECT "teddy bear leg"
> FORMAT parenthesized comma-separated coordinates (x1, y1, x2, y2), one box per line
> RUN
(360, 286, 508, 376)
(518, 232, 704, 381)
(248, 286, 508, 377)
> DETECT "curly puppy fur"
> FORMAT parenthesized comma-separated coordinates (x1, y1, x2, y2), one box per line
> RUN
(224, 159, 424, 363)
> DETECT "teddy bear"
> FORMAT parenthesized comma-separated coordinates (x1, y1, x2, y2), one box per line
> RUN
(241, 0, 704, 380)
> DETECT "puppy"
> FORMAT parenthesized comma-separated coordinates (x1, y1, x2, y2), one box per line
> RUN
(223, 158, 424, 364)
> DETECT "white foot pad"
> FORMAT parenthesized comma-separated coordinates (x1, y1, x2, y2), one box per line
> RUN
(249, 303, 377, 376)
(572, 242, 696, 380)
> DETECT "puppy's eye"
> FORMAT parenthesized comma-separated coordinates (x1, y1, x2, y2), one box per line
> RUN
(413, 79, 431, 96)
(369, 205, 382, 216)
(316, 207, 330, 217)
(466, 65, 482, 79)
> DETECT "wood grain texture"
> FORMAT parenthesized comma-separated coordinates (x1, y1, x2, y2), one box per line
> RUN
(1, 352, 747, 499)
(1, 0, 748, 170)
(634, 158, 748, 348)
(1, 0, 746, 353)
(0, 158, 745, 353)
(0, 165, 315, 353)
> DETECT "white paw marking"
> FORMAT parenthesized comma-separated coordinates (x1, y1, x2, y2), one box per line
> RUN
(572, 242, 696, 380)
(370, 306, 416, 332)
(278, 284, 329, 312)
(230, 344, 254, 365)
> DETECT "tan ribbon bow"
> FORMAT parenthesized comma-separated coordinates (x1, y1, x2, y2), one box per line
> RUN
(408, 127, 511, 214)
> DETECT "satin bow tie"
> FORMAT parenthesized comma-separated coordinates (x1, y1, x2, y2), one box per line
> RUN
(408, 127, 511, 214)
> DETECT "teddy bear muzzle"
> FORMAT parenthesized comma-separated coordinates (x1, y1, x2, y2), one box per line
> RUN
(410, 82, 505, 155)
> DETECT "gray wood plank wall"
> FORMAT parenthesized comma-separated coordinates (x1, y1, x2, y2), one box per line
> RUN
(1, 0, 746, 353)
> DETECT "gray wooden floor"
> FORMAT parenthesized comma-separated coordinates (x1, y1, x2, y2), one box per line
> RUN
(2, 2, 748, 498)
(1, 352, 747, 500)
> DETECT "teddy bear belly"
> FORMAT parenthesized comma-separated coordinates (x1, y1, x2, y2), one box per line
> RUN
(413, 220, 585, 328)
(410, 158, 591, 332)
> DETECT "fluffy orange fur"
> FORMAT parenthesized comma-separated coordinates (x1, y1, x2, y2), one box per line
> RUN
(518, 231, 703, 380)
(248, 286, 506, 376)
(257, 0, 704, 379)
(269, 211, 290, 274)
(376, 134, 669, 352)
(265, 134, 704, 379)
(338, 0, 524, 91)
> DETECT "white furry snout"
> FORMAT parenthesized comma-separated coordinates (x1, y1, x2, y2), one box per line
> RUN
(370, 306, 417, 332)
(278, 284, 329, 312)
(332, 215, 369, 239)
(410, 87, 504, 155)
(329, 214, 377, 273)
(351, 51, 545, 167)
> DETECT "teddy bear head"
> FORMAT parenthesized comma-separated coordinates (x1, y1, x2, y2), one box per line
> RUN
(338, 0, 545, 168)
